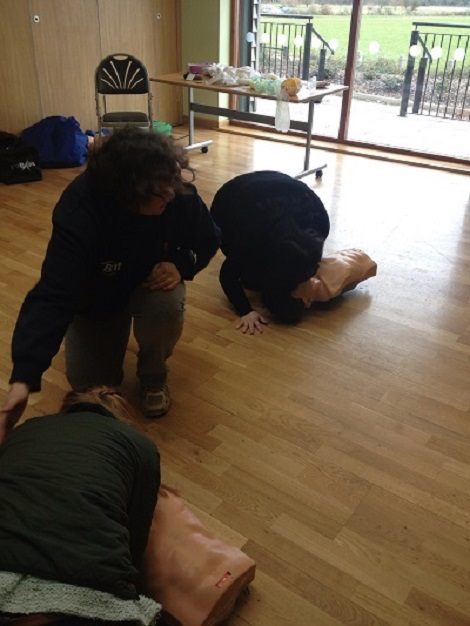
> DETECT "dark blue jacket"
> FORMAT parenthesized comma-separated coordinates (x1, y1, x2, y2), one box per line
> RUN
(211, 171, 330, 315)
(10, 172, 220, 391)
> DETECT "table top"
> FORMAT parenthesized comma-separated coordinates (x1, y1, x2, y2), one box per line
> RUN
(150, 73, 348, 104)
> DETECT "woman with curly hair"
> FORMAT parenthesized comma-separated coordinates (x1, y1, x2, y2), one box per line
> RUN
(0, 387, 161, 625)
(1, 128, 220, 434)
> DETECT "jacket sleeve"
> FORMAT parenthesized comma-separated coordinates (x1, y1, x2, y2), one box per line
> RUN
(165, 189, 220, 280)
(219, 258, 253, 317)
(10, 196, 94, 392)
(127, 437, 160, 569)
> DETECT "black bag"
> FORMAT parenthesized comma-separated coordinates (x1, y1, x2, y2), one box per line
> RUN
(0, 131, 42, 185)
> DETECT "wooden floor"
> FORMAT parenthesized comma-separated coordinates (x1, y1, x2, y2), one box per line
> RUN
(1, 128, 470, 625)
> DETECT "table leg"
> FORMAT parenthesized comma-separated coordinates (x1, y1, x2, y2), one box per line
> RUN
(183, 86, 212, 153)
(294, 100, 327, 180)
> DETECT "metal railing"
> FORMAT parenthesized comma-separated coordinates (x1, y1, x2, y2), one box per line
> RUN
(258, 14, 334, 81)
(400, 22, 470, 120)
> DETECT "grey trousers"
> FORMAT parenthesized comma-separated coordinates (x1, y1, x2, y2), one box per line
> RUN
(65, 283, 186, 391)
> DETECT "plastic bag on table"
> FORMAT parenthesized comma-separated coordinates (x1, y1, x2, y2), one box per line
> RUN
(275, 82, 290, 133)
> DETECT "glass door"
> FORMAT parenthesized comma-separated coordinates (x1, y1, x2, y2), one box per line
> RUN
(239, 2, 470, 162)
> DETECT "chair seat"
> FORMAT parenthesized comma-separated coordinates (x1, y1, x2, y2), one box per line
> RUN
(102, 111, 149, 123)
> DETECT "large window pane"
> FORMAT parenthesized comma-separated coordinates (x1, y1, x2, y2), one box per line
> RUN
(241, 3, 470, 161)
(349, 15, 470, 159)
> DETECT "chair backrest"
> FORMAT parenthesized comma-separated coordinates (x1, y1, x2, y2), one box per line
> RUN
(95, 53, 150, 95)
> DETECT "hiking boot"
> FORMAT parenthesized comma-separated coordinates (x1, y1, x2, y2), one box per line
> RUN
(141, 385, 171, 418)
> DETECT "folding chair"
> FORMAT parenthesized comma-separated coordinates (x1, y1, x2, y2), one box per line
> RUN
(94, 53, 153, 136)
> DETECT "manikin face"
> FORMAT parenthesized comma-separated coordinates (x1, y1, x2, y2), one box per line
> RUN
(291, 277, 317, 308)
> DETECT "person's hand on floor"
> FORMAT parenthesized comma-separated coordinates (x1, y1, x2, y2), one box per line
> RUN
(0, 382, 29, 444)
(236, 311, 268, 335)
(144, 262, 181, 291)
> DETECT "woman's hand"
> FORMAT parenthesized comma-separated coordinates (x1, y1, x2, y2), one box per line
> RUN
(0, 382, 29, 444)
(236, 311, 268, 335)
(143, 262, 181, 291)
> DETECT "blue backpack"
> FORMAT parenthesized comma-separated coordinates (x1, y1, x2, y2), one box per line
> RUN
(22, 116, 88, 168)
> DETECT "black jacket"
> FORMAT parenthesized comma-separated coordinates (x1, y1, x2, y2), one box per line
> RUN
(210, 171, 330, 315)
(0, 407, 160, 599)
(10, 172, 220, 391)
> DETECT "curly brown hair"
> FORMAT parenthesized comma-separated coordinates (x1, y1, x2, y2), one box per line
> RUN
(87, 127, 195, 212)
(60, 386, 137, 424)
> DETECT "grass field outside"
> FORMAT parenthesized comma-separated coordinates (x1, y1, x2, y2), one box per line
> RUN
(261, 14, 470, 61)
(309, 15, 470, 61)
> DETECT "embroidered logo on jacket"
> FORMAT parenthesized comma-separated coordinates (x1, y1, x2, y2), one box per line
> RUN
(101, 260, 123, 275)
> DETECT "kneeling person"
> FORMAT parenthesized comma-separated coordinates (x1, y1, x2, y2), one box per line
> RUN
(1, 127, 220, 432)
(211, 170, 330, 333)
(0, 387, 161, 625)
